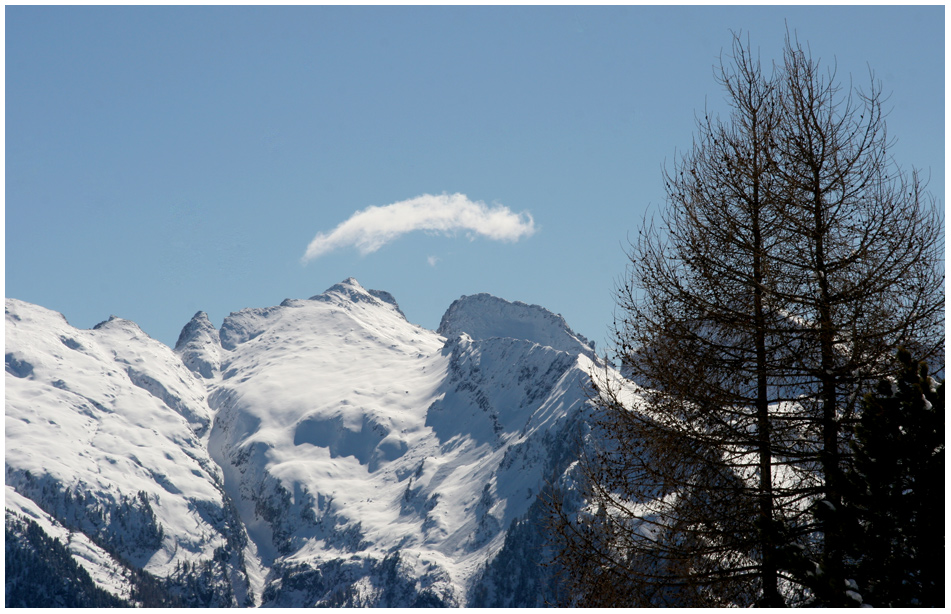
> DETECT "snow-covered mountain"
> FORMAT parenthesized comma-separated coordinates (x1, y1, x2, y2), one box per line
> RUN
(6, 279, 600, 606)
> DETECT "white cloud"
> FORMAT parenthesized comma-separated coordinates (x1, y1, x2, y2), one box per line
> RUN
(427, 255, 439, 267)
(301, 193, 535, 262)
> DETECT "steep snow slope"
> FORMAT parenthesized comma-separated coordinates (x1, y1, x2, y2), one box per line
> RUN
(6, 279, 603, 607)
(5, 300, 254, 606)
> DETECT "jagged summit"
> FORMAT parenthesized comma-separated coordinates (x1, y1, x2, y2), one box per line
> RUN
(438, 293, 594, 356)
(175, 311, 221, 379)
(175, 311, 217, 350)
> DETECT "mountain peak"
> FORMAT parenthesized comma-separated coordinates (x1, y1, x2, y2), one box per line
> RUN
(174, 311, 221, 378)
(310, 277, 369, 301)
(329, 276, 364, 291)
(438, 293, 593, 356)
(309, 278, 406, 319)
(174, 312, 215, 349)
(91, 314, 149, 338)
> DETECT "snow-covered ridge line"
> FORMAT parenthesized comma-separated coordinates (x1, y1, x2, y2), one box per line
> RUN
(6, 278, 609, 606)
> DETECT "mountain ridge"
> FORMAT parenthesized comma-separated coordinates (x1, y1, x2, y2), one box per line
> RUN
(5, 279, 601, 606)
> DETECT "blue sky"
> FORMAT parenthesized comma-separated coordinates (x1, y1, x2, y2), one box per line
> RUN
(6, 6, 944, 349)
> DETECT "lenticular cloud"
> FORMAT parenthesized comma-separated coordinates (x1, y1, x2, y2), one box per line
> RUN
(301, 193, 535, 262)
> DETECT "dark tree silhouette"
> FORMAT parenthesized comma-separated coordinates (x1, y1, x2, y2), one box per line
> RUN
(837, 350, 944, 607)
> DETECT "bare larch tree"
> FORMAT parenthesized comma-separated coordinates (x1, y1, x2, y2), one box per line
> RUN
(551, 32, 943, 608)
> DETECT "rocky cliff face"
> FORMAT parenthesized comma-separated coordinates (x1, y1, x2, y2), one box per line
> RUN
(5, 279, 603, 606)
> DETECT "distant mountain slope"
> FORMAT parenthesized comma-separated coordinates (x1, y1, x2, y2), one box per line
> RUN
(5, 299, 255, 606)
(5, 279, 606, 606)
